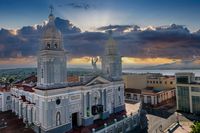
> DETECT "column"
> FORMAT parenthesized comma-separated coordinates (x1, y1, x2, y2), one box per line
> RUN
(122, 87, 125, 104)
(89, 92, 92, 116)
(137, 94, 140, 101)
(155, 96, 157, 105)
(104, 90, 107, 111)
(32, 106, 37, 124)
(189, 86, 193, 113)
(144, 95, 147, 103)
(11, 96, 15, 112)
(22, 102, 27, 123)
(15, 98, 19, 115)
(101, 90, 104, 110)
(151, 96, 154, 105)
(83, 93, 87, 117)
(18, 100, 23, 118)
(27, 104, 33, 124)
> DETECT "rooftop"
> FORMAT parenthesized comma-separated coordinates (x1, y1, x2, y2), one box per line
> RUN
(142, 87, 175, 95)
(125, 101, 141, 115)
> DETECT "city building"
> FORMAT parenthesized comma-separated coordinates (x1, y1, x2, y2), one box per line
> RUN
(0, 10, 142, 133)
(123, 74, 148, 90)
(124, 73, 176, 106)
(176, 72, 200, 114)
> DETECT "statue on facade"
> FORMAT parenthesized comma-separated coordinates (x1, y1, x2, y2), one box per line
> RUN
(91, 57, 98, 72)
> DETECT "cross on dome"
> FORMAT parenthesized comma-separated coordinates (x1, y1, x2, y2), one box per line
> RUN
(50, 5, 54, 14)
(48, 5, 55, 23)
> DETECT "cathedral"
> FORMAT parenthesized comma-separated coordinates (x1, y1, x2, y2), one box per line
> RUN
(9, 10, 125, 133)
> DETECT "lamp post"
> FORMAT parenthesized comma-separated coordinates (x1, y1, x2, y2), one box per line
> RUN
(176, 112, 179, 124)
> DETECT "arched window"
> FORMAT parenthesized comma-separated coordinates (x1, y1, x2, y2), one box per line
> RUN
(41, 69, 44, 78)
(54, 43, 58, 48)
(118, 87, 121, 91)
(7, 96, 10, 100)
(47, 43, 50, 48)
(56, 112, 61, 126)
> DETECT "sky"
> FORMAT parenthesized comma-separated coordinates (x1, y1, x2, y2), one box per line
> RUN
(1, 0, 200, 31)
(0, 0, 200, 69)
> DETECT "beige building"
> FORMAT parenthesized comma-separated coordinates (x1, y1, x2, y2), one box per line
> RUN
(176, 72, 200, 114)
(123, 74, 148, 89)
(124, 73, 176, 106)
(147, 76, 175, 90)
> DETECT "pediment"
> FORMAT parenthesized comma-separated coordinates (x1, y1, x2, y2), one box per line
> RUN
(86, 76, 111, 86)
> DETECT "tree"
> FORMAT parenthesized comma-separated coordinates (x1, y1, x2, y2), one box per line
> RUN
(191, 122, 200, 133)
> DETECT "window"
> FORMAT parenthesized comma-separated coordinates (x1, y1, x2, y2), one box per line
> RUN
(41, 69, 44, 78)
(160, 81, 162, 84)
(191, 87, 200, 92)
(118, 95, 121, 104)
(133, 94, 137, 100)
(56, 99, 61, 105)
(176, 76, 189, 84)
(7, 96, 10, 100)
(56, 112, 61, 126)
(126, 93, 131, 99)
(156, 81, 158, 84)
(177, 86, 190, 112)
(54, 43, 58, 48)
(170, 81, 173, 84)
(118, 87, 121, 91)
(47, 43, 50, 48)
(192, 96, 200, 114)
(165, 81, 167, 84)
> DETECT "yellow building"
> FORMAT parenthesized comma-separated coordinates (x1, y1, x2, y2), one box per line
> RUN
(123, 73, 176, 106)
(123, 74, 148, 89)
(147, 76, 175, 90)
(123, 73, 175, 90)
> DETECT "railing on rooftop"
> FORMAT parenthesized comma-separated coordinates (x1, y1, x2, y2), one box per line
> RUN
(93, 109, 140, 133)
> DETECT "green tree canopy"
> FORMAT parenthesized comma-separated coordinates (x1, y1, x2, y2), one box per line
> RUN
(191, 122, 200, 133)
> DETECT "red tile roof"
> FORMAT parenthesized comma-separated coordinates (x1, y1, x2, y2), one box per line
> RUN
(14, 84, 35, 92)
(0, 86, 10, 92)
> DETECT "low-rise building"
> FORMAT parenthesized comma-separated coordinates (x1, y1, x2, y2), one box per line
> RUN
(123, 74, 148, 89)
(142, 87, 175, 106)
(124, 73, 176, 106)
(176, 72, 200, 114)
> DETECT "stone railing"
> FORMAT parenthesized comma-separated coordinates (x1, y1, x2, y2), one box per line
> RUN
(92, 112, 140, 133)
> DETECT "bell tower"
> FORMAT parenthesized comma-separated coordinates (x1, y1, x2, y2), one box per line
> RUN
(101, 30, 122, 80)
(37, 7, 67, 89)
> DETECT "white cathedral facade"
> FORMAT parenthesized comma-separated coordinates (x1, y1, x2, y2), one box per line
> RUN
(8, 11, 125, 133)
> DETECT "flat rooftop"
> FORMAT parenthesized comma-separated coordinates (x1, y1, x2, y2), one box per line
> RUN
(125, 101, 141, 115)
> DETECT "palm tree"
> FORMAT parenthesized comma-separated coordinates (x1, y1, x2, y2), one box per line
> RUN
(191, 122, 200, 133)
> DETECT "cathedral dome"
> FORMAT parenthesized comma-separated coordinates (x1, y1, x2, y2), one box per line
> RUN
(42, 13, 62, 39)
(40, 8, 64, 51)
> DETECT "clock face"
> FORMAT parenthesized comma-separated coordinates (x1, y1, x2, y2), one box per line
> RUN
(56, 99, 61, 105)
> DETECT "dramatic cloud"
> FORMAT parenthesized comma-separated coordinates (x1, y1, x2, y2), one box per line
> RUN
(0, 17, 200, 63)
(67, 3, 90, 10)
(58, 2, 91, 10)
(97, 25, 140, 33)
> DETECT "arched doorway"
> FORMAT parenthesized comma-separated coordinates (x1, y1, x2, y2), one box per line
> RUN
(56, 112, 61, 126)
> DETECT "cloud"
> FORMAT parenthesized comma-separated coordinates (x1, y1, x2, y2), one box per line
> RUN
(97, 25, 140, 34)
(0, 17, 81, 59)
(66, 2, 90, 10)
(0, 17, 200, 64)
